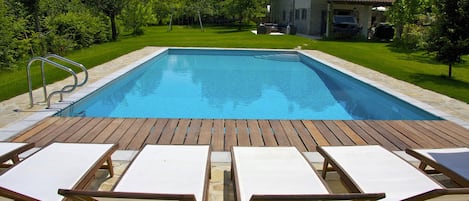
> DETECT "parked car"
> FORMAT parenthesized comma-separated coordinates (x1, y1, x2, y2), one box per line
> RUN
(332, 15, 361, 35)
(373, 23, 394, 41)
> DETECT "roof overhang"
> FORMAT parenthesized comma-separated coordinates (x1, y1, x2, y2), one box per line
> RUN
(329, 0, 394, 6)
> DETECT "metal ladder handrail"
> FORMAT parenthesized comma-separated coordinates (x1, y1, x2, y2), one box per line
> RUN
(44, 54, 88, 102)
(44, 54, 88, 87)
(27, 57, 78, 108)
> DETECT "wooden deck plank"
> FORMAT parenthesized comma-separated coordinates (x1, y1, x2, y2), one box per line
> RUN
(92, 118, 125, 143)
(225, 120, 237, 150)
(158, 119, 179, 144)
(34, 117, 81, 146)
(12, 117, 61, 142)
(247, 120, 264, 146)
(425, 121, 469, 144)
(352, 121, 399, 150)
(198, 119, 213, 145)
(343, 121, 379, 145)
(280, 120, 307, 152)
(105, 119, 136, 144)
(212, 119, 225, 151)
(9, 117, 469, 151)
(291, 120, 317, 151)
(269, 120, 290, 146)
(185, 119, 202, 144)
(415, 121, 466, 147)
(313, 121, 342, 146)
(118, 118, 146, 148)
(79, 118, 114, 143)
(171, 119, 190, 144)
(403, 121, 457, 147)
(365, 121, 412, 150)
(323, 121, 354, 145)
(388, 121, 442, 148)
(236, 120, 250, 146)
(333, 121, 366, 145)
(127, 118, 158, 150)
(24, 117, 70, 143)
(258, 120, 277, 146)
(66, 118, 103, 142)
(144, 118, 168, 144)
(302, 120, 329, 146)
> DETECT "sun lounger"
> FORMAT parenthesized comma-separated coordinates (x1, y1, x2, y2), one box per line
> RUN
(0, 142, 35, 167)
(0, 142, 117, 201)
(406, 147, 469, 187)
(231, 146, 385, 201)
(318, 145, 469, 201)
(59, 144, 211, 201)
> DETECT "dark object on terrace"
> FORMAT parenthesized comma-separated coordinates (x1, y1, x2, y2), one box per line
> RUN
(257, 23, 296, 35)
(373, 23, 394, 40)
(332, 15, 362, 35)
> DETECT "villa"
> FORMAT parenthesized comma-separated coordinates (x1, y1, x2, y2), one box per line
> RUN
(270, 0, 394, 37)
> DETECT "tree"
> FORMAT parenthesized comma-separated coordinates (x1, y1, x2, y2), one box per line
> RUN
(121, 0, 155, 35)
(386, 0, 426, 39)
(83, 0, 126, 41)
(426, 0, 469, 78)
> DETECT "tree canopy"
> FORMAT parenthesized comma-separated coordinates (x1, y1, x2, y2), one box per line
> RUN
(426, 0, 469, 78)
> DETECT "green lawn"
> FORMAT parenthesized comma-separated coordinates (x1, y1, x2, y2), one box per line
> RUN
(1, 25, 468, 103)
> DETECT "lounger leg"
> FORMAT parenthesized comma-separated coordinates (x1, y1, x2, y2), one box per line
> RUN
(322, 159, 330, 179)
(11, 155, 20, 164)
(100, 158, 114, 177)
(418, 162, 427, 170)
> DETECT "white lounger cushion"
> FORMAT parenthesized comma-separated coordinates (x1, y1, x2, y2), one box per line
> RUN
(232, 147, 329, 201)
(0, 143, 115, 201)
(320, 145, 442, 201)
(0, 142, 29, 156)
(412, 148, 469, 181)
(114, 145, 210, 201)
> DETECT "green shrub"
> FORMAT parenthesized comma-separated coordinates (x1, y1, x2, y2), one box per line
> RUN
(394, 24, 430, 50)
(0, 0, 31, 70)
(45, 12, 109, 49)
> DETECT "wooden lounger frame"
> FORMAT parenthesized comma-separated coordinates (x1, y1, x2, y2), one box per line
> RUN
(231, 146, 385, 201)
(406, 148, 469, 187)
(318, 145, 469, 200)
(58, 189, 196, 201)
(60, 144, 211, 201)
(0, 143, 118, 200)
(0, 142, 35, 168)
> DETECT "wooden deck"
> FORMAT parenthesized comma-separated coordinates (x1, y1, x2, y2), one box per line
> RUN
(10, 117, 469, 152)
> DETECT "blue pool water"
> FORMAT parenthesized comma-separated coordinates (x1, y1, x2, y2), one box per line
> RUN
(58, 49, 440, 120)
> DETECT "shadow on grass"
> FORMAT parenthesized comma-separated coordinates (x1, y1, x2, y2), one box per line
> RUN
(409, 73, 469, 90)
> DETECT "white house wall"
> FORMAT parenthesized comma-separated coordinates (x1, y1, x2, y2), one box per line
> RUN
(271, 0, 375, 37)
(271, 0, 328, 35)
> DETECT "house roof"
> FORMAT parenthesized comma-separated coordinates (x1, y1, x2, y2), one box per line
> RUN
(329, 0, 394, 6)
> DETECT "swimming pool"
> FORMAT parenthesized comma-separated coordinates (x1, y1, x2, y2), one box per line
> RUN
(57, 48, 441, 120)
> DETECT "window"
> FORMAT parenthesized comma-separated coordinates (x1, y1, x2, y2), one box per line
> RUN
(301, 9, 307, 20)
(282, 10, 286, 21)
(295, 9, 300, 20)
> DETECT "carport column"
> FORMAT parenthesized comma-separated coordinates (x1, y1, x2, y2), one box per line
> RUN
(325, 1, 333, 37)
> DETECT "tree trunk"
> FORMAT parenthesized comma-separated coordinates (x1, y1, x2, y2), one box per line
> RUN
(448, 63, 453, 78)
(110, 14, 118, 41)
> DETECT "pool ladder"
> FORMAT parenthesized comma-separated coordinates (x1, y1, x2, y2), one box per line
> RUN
(27, 54, 88, 108)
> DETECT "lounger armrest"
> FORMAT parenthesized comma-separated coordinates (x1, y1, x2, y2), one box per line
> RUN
(58, 189, 197, 201)
(0, 186, 39, 201)
(250, 193, 385, 201)
(402, 188, 469, 201)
